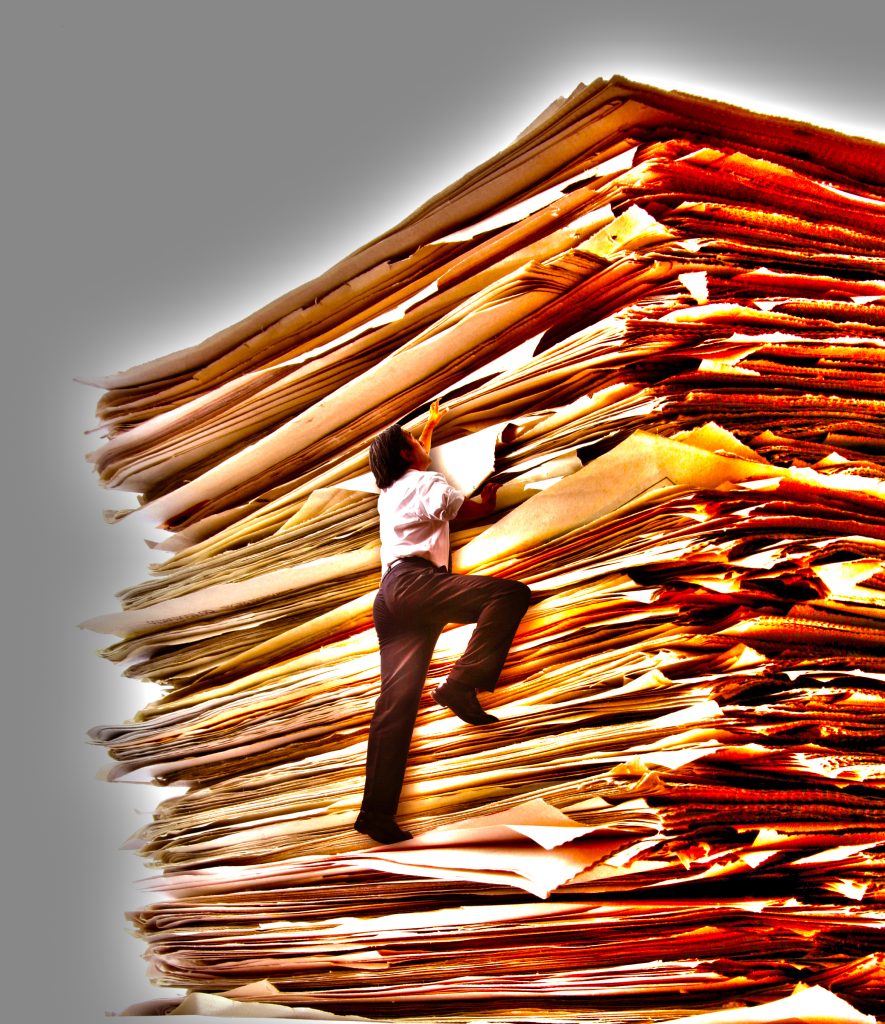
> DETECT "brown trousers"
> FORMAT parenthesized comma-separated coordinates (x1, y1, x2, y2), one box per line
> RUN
(360, 557, 530, 817)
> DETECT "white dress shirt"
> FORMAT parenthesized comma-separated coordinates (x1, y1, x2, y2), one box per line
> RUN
(378, 469, 464, 573)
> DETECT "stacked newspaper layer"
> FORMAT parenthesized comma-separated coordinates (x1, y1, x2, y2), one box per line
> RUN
(84, 77, 885, 1021)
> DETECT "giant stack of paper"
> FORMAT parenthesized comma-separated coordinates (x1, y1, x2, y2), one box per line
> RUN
(83, 77, 885, 1022)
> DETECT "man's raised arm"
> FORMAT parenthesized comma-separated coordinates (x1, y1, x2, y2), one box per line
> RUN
(417, 399, 445, 453)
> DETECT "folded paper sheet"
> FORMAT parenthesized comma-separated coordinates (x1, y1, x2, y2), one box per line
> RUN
(82, 77, 885, 1021)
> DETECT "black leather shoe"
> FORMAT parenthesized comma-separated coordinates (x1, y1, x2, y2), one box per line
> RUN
(431, 681, 499, 725)
(354, 812, 412, 845)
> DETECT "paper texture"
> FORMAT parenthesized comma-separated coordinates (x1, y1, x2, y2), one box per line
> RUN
(80, 77, 885, 1021)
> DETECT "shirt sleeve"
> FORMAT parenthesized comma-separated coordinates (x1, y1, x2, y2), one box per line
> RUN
(412, 472, 464, 522)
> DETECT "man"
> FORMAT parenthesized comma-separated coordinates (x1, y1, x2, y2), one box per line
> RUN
(355, 402, 531, 845)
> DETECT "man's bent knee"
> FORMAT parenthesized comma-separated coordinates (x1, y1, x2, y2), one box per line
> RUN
(505, 579, 531, 610)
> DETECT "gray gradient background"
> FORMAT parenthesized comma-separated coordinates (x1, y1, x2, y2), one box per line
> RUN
(3, 1, 884, 1021)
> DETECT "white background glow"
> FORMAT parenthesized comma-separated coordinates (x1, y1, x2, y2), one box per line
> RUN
(3, 1, 884, 1021)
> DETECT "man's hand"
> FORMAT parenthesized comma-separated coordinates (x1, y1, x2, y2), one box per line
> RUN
(478, 482, 500, 512)
(453, 481, 500, 523)
(427, 399, 446, 429)
(418, 399, 447, 453)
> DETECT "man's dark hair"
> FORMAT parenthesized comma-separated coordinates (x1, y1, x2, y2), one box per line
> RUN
(369, 424, 412, 490)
